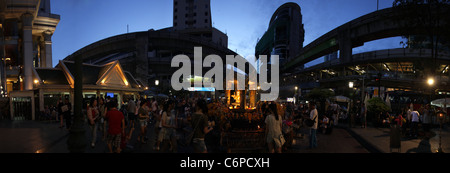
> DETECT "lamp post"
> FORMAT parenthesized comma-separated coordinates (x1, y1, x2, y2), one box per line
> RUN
(436, 111, 445, 153)
(67, 53, 86, 153)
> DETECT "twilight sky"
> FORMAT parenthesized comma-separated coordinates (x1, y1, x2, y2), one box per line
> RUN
(51, 0, 402, 68)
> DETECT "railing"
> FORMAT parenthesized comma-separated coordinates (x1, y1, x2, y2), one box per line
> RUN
(299, 48, 450, 74)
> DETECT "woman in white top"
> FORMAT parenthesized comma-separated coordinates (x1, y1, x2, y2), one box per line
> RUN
(265, 103, 283, 153)
(154, 100, 177, 152)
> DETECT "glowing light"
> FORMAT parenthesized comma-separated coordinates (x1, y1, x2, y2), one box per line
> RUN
(427, 78, 435, 86)
(34, 79, 39, 84)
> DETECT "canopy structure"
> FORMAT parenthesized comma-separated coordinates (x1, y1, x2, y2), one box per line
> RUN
(331, 95, 350, 102)
(431, 98, 450, 108)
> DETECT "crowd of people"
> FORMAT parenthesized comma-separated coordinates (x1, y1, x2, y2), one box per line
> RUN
(41, 95, 361, 153)
(77, 96, 218, 153)
(74, 95, 329, 153)
(379, 104, 439, 139)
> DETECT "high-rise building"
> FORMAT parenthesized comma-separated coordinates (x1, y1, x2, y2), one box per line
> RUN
(172, 0, 227, 47)
(255, 3, 305, 66)
(173, 0, 212, 31)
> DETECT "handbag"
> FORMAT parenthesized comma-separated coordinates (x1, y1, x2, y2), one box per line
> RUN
(273, 134, 286, 148)
(305, 115, 317, 127)
(61, 105, 69, 113)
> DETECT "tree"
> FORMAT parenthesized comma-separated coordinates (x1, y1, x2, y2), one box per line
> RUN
(367, 97, 390, 127)
(392, 0, 450, 79)
(306, 88, 334, 102)
(306, 88, 334, 115)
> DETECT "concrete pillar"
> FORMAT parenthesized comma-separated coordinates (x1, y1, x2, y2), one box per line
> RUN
(0, 15, 6, 93)
(39, 88, 44, 112)
(22, 13, 34, 90)
(338, 26, 352, 63)
(43, 31, 53, 68)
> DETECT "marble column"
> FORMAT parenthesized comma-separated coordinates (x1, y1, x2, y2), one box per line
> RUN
(22, 13, 34, 90)
(43, 30, 53, 68)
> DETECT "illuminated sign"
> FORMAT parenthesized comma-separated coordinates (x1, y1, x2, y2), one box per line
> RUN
(187, 87, 215, 92)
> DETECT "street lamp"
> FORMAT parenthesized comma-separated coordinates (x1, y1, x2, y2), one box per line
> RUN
(427, 78, 435, 86)
(155, 80, 159, 86)
(436, 111, 445, 153)
(349, 81, 354, 88)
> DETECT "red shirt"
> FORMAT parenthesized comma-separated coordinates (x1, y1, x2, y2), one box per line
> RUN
(106, 109, 124, 135)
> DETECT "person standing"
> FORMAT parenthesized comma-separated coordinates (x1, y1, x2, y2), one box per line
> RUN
(422, 104, 431, 132)
(137, 100, 149, 144)
(309, 102, 319, 149)
(360, 103, 366, 128)
(191, 99, 212, 153)
(105, 101, 125, 153)
(87, 98, 99, 148)
(163, 101, 178, 152)
(151, 98, 159, 116)
(57, 98, 64, 128)
(98, 98, 108, 141)
(410, 110, 420, 138)
(265, 103, 283, 153)
(62, 98, 72, 130)
(127, 98, 136, 129)
(406, 106, 412, 129)
(154, 101, 170, 151)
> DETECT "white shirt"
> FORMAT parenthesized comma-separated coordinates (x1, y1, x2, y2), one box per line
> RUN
(310, 108, 319, 129)
(411, 111, 420, 122)
(407, 109, 412, 121)
(265, 114, 283, 143)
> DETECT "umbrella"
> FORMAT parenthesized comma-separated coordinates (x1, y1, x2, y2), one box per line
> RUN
(431, 98, 450, 108)
(332, 95, 350, 102)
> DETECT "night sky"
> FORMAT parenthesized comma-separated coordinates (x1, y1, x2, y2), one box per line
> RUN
(51, 0, 403, 68)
